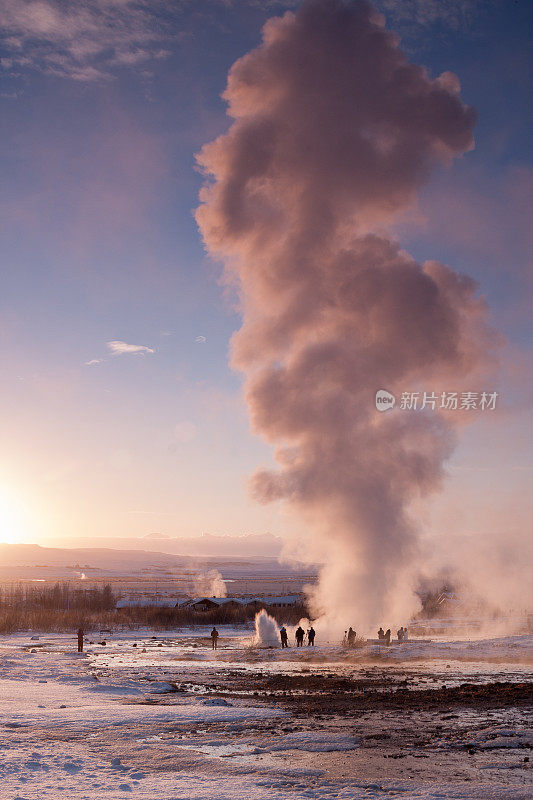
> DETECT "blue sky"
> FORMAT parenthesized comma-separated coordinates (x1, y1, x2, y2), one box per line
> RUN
(0, 0, 531, 545)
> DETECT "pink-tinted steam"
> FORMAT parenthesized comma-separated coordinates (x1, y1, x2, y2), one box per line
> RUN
(196, 0, 497, 633)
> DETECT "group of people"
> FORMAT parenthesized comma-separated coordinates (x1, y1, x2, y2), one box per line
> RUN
(342, 627, 357, 647)
(211, 625, 317, 650)
(280, 625, 315, 647)
(377, 626, 408, 645)
(377, 627, 391, 644)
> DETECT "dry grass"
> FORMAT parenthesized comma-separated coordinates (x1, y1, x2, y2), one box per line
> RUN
(0, 608, 121, 634)
(0, 582, 308, 633)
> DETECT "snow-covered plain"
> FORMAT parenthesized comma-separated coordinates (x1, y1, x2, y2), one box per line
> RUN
(0, 628, 531, 799)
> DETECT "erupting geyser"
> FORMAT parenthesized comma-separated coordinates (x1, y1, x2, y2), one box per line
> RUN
(253, 609, 281, 647)
(196, 0, 497, 635)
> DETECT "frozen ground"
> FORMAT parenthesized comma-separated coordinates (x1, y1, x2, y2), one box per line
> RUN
(0, 628, 531, 799)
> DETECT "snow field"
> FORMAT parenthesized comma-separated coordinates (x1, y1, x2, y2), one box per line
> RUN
(0, 631, 530, 799)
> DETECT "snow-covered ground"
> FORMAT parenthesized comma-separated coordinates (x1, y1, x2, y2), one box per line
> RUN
(0, 629, 531, 799)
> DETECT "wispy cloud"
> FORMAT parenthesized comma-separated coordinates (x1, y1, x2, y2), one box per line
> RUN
(0, 0, 173, 81)
(0, 0, 489, 85)
(106, 340, 154, 356)
(84, 358, 102, 366)
(376, 0, 493, 37)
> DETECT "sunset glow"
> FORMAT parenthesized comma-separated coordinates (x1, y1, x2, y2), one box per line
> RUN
(0, 488, 26, 544)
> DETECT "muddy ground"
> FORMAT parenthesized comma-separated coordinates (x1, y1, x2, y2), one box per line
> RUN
(123, 664, 533, 794)
(174, 669, 532, 713)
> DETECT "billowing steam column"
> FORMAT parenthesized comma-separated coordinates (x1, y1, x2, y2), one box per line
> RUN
(196, 0, 497, 635)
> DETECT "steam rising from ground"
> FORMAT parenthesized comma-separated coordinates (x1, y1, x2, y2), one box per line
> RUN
(189, 569, 227, 598)
(196, 1, 498, 634)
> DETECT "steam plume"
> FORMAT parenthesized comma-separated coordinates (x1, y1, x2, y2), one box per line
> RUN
(196, 0, 496, 633)
(189, 569, 227, 598)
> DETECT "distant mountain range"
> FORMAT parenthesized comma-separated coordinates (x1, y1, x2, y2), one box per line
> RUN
(0, 540, 315, 581)
(46, 532, 283, 558)
(0, 542, 183, 571)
